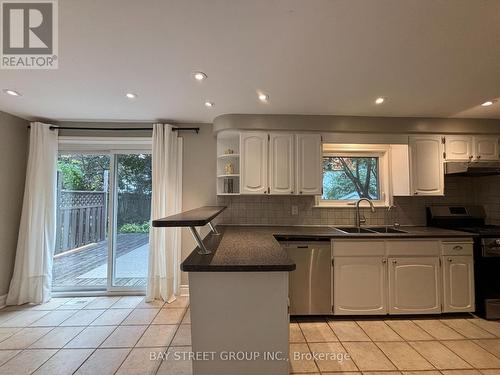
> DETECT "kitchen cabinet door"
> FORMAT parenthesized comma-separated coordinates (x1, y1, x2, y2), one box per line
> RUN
(334, 257, 387, 315)
(388, 257, 441, 314)
(269, 133, 295, 195)
(442, 256, 474, 312)
(474, 136, 499, 161)
(444, 135, 473, 161)
(390, 144, 411, 196)
(240, 132, 268, 194)
(409, 136, 444, 196)
(296, 134, 322, 195)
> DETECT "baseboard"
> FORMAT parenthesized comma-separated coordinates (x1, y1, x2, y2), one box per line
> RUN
(179, 284, 189, 296)
(0, 294, 7, 309)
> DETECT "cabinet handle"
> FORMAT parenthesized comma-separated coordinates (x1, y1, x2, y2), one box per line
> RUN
(392, 260, 397, 264)
(264, 190, 267, 194)
(453, 245, 463, 251)
(291, 191, 294, 194)
(448, 258, 452, 262)
(477, 155, 482, 159)
(469, 155, 474, 160)
(299, 191, 303, 194)
(382, 259, 387, 264)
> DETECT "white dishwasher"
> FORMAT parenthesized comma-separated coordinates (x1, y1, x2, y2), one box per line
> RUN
(279, 238, 332, 315)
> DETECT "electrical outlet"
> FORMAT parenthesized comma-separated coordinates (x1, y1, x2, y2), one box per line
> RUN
(291, 205, 298, 216)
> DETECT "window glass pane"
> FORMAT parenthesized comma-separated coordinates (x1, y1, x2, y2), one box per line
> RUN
(322, 156, 380, 200)
(53, 154, 110, 290)
(112, 153, 151, 288)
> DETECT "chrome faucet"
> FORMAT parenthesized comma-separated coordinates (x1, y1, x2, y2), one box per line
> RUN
(355, 198, 376, 228)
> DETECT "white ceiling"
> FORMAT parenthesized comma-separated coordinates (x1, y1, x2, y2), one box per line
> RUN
(1, 0, 500, 123)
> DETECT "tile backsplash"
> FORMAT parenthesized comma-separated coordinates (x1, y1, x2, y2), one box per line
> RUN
(216, 176, 500, 226)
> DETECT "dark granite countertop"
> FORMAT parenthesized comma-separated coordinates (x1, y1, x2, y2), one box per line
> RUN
(180, 225, 475, 272)
(152, 206, 226, 227)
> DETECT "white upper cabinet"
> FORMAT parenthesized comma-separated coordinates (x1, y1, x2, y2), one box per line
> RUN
(443, 135, 499, 161)
(296, 134, 322, 195)
(409, 136, 444, 196)
(444, 135, 473, 161)
(442, 255, 474, 313)
(240, 132, 268, 194)
(474, 136, 499, 161)
(390, 144, 411, 196)
(388, 256, 441, 314)
(269, 133, 295, 195)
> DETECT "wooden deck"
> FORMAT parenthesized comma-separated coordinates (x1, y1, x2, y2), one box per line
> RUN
(52, 233, 149, 288)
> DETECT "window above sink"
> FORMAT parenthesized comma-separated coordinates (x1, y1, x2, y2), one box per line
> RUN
(316, 144, 392, 208)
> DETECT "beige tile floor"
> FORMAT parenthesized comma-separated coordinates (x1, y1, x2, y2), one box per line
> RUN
(290, 315, 500, 375)
(0, 296, 191, 375)
(2, 298, 500, 375)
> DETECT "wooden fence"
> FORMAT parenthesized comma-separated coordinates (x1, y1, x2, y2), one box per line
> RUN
(54, 190, 152, 255)
(55, 191, 107, 254)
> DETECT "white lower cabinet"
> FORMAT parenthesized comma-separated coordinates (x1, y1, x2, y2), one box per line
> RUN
(332, 238, 475, 316)
(333, 257, 387, 315)
(442, 256, 475, 312)
(388, 257, 441, 314)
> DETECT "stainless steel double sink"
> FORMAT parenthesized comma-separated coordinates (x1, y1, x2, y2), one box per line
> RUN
(333, 226, 408, 234)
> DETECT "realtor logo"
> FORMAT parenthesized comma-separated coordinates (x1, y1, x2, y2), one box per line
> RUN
(1, 0, 58, 69)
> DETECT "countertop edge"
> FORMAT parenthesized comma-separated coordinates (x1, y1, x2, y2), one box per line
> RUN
(180, 225, 476, 273)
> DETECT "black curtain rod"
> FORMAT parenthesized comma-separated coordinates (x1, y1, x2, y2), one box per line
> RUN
(27, 126, 200, 133)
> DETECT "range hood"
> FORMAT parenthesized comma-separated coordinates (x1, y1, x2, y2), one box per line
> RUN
(445, 162, 500, 176)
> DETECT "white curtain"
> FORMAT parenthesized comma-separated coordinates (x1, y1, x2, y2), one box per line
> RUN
(146, 124, 182, 303)
(7, 122, 58, 305)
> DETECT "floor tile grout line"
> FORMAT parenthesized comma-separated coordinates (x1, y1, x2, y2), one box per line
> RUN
(114, 301, 173, 375)
(467, 317, 500, 338)
(439, 318, 495, 339)
(296, 319, 323, 373)
(153, 307, 189, 375)
(411, 318, 467, 341)
(372, 340, 437, 372)
(439, 338, 500, 369)
(352, 321, 401, 372)
(425, 338, 478, 370)
(472, 338, 500, 361)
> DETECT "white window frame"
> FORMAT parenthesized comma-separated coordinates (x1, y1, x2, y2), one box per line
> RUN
(316, 144, 391, 208)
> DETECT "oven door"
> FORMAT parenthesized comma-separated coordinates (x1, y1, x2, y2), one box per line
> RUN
(482, 238, 500, 257)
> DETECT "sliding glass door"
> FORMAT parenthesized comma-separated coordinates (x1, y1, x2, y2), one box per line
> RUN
(53, 151, 151, 293)
(110, 153, 151, 290)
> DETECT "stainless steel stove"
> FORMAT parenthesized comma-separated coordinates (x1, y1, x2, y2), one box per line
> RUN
(427, 205, 500, 319)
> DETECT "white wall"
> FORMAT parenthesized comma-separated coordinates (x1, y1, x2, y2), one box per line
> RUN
(178, 124, 217, 286)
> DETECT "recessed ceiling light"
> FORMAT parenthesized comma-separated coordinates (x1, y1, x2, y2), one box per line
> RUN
(481, 100, 496, 107)
(258, 93, 269, 102)
(193, 72, 207, 81)
(3, 89, 21, 97)
(375, 97, 386, 105)
(204, 101, 214, 107)
(126, 92, 138, 99)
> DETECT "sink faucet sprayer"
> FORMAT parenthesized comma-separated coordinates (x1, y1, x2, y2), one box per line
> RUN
(355, 198, 376, 228)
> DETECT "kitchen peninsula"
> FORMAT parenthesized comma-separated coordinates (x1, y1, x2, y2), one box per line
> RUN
(153, 206, 475, 375)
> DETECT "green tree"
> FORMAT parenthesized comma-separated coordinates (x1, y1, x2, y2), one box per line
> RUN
(323, 157, 379, 200)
